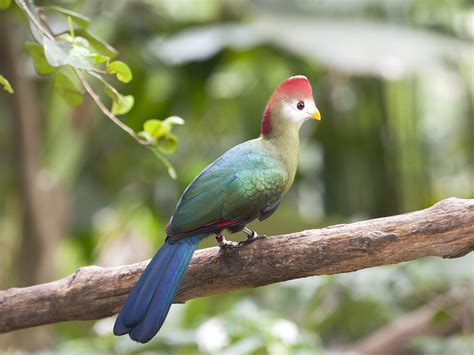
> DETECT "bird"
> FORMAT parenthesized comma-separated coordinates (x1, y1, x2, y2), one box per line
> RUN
(113, 75, 321, 343)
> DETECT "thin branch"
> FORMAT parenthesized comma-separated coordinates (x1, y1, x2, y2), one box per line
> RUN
(0, 197, 472, 333)
(15, 0, 150, 146)
(74, 69, 149, 145)
(88, 70, 126, 105)
(15, 0, 54, 41)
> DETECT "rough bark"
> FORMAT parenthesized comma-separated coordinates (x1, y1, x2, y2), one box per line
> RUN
(0, 197, 472, 334)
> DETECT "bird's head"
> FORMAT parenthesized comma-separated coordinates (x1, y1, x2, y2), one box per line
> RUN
(261, 75, 320, 137)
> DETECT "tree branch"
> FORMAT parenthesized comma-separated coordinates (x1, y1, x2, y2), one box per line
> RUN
(345, 285, 473, 354)
(0, 197, 473, 333)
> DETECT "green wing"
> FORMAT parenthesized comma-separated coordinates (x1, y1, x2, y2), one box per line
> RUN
(169, 140, 287, 234)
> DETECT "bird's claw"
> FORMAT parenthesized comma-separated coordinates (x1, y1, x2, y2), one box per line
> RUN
(216, 234, 238, 249)
(216, 230, 267, 249)
(238, 234, 267, 246)
(241, 227, 267, 244)
(219, 240, 239, 249)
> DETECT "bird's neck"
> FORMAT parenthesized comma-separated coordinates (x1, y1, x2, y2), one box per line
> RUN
(261, 112, 301, 190)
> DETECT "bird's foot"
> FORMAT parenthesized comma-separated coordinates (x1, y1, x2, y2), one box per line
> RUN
(216, 234, 238, 249)
(238, 227, 267, 246)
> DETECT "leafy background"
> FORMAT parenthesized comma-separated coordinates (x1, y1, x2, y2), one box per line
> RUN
(0, 0, 473, 353)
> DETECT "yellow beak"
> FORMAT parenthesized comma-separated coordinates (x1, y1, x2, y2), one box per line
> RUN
(311, 110, 321, 121)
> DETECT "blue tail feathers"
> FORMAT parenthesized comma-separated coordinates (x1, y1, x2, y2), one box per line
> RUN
(114, 234, 204, 343)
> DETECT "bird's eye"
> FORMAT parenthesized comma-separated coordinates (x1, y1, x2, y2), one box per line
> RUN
(296, 101, 305, 110)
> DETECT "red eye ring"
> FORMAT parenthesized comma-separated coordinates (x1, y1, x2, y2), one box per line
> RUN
(297, 101, 305, 110)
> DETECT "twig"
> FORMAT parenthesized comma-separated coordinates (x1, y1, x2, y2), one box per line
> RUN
(0, 197, 472, 333)
(15, 0, 54, 41)
(74, 69, 149, 145)
(88, 70, 126, 105)
(15, 0, 150, 146)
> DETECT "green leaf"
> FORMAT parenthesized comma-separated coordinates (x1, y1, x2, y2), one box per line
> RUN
(43, 37, 71, 67)
(88, 53, 109, 64)
(111, 94, 134, 115)
(107, 61, 133, 83)
(72, 36, 89, 48)
(46, 6, 90, 28)
(103, 85, 134, 116)
(68, 45, 96, 70)
(25, 42, 57, 75)
(62, 36, 110, 65)
(0, 75, 14, 94)
(143, 119, 169, 138)
(140, 117, 184, 148)
(43, 37, 95, 70)
(156, 133, 178, 154)
(53, 68, 83, 106)
(163, 116, 185, 126)
(0, 0, 11, 10)
(75, 29, 118, 59)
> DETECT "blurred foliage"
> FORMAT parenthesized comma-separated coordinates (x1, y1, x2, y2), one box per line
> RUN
(0, 0, 473, 353)
(0, 74, 14, 93)
(11, 0, 183, 176)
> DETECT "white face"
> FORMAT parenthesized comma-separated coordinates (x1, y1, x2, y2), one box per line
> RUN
(280, 98, 319, 125)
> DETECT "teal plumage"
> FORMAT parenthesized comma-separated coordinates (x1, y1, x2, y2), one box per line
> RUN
(114, 75, 321, 343)
(167, 139, 288, 238)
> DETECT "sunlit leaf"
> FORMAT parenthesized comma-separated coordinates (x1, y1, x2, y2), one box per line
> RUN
(143, 119, 169, 138)
(46, 6, 90, 28)
(53, 68, 83, 106)
(111, 94, 134, 115)
(107, 61, 133, 83)
(57, 35, 109, 65)
(88, 53, 109, 64)
(103, 85, 134, 115)
(0, 0, 11, 10)
(163, 116, 185, 126)
(156, 133, 178, 154)
(0, 75, 13, 94)
(75, 29, 118, 59)
(73, 36, 89, 48)
(68, 45, 95, 70)
(43, 37, 95, 70)
(25, 42, 57, 75)
(43, 37, 71, 67)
